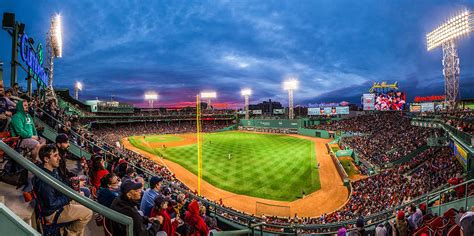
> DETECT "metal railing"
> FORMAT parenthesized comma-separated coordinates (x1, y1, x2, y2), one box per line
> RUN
(0, 141, 134, 236)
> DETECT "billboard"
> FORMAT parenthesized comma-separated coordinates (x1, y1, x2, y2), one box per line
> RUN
(362, 93, 375, 110)
(374, 91, 406, 111)
(252, 110, 262, 115)
(421, 102, 435, 112)
(451, 141, 468, 167)
(308, 106, 349, 115)
(273, 109, 285, 115)
(410, 103, 422, 112)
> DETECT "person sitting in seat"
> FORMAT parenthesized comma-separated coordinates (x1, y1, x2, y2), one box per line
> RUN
(10, 99, 45, 161)
(32, 144, 93, 236)
(0, 80, 16, 131)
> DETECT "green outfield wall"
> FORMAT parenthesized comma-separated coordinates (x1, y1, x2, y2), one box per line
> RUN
(239, 119, 301, 129)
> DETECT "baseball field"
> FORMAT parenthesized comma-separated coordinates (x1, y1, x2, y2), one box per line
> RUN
(128, 131, 320, 201)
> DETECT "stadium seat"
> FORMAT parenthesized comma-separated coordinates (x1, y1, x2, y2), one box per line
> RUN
(412, 225, 432, 236)
(31, 190, 72, 236)
(447, 224, 461, 236)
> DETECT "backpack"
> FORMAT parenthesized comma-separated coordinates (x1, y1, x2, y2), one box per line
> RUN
(0, 157, 28, 188)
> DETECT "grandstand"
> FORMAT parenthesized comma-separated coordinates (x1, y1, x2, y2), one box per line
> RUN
(1, 5, 474, 236)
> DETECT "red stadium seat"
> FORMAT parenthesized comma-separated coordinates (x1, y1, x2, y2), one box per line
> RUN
(447, 225, 460, 236)
(412, 225, 432, 236)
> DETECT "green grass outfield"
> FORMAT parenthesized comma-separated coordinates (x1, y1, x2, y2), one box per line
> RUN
(129, 131, 320, 201)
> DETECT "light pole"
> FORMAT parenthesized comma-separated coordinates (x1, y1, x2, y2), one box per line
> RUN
(283, 78, 299, 120)
(241, 89, 252, 120)
(144, 92, 158, 108)
(200, 91, 217, 110)
(74, 81, 82, 100)
(426, 10, 473, 107)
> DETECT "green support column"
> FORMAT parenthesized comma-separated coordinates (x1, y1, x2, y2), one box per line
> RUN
(10, 24, 18, 88)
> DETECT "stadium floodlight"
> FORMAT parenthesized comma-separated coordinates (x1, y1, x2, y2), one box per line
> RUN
(283, 78, 299, 119)
(241, 89, 252, 119)
(51, 14, 62, 58)
(426, 10, 473, 105)
(200, 91, 216, 110)
(144, 92, 158, 108)
(74, 82, 82, 100)
(45, 13, 63, 101)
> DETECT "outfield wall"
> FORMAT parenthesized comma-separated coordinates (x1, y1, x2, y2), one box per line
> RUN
(239, 119, 301, 129)
(298, 128, 331, 139)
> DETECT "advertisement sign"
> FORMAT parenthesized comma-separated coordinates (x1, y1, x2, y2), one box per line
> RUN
(414, 95, 445, 103)
(20, 34, 48, 86)
(410, 103, 422, 112)
(273, 109, 285, 114)
(362, 93, 375, 111)
(252, 110, 262, 115)
(336, 106, 349, 114)
(451, 141, 468, 167)
(308, 107, 348, 115)
(421, 103, 435, 112)
(237, 110, 246, 115)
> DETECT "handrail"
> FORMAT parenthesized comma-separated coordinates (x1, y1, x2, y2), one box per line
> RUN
(0, 141, 134, 236)
(32, 107, 474, 234)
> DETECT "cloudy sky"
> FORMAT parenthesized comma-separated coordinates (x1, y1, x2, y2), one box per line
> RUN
(1, 0, 473, 108)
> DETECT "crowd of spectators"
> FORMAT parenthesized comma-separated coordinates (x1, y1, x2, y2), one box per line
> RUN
(319, 112, 436, 166)
(88, 121, 230, 146)
(3, 89, 472, 235)
(417, 110, 474, 135)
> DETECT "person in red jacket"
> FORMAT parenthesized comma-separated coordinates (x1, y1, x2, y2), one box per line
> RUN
(184, 200, 209, 236)
(151, 195, 179, 236)
(90, 156, 109, 189)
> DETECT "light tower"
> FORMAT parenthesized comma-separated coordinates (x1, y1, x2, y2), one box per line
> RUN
(45, 14, 63, 100)
(200, 91, 217, 110)
(241, 89, 252, 120)
(283, 78, 299, 120)
(74, 82, 82, 100)
(144, 92, 158, 108)
(426, 10, 473, 107)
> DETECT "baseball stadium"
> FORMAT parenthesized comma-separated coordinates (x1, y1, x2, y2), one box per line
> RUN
(1, 2, 474, 236)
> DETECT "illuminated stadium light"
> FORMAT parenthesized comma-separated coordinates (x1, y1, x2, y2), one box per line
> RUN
(426, 11, 473, 51)
(200, 91, 216, 110)
(241, 89, 252, 119)
(51, 14, 62, 58)
(426, 10, 473, 105)
(200, 91, 217, 98)
(283, 78, 298, 119)
(283, 78, 299, 91)
(144, 92, 158, 108)
(241, 88, 252, 96)
(74, 81, 82, 100)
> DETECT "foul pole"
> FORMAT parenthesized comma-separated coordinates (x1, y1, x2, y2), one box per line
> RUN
(196, 95, 203, 195)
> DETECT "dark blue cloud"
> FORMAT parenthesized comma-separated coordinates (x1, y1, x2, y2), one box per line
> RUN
(1, 0, 473, 108)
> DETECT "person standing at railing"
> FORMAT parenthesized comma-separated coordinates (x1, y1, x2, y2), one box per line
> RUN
(32, 144, 93, 236)
(10, 99, 46, 162)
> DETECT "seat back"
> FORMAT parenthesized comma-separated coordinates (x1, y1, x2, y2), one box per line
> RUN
(413, 225, 432, 236)
(447, 224, 461, 236)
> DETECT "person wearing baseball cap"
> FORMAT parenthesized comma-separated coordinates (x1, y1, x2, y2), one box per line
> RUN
(55, 133, 75, 184)
(111, 180, 163, 236)
(140, 176, 164, 217)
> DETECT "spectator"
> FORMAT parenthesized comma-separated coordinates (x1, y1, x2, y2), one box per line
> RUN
(407, 204, 422, 231)
(151, 195, 178, 236)
(459, 206, 474, 236)
(110, 179, 164, 236)
(10, 99, 45, 161)
(393, 210, 408, 236)
(0, 80, 15, 131)
(121, 167, 136, 183)
(97, 173, 121, 208)
(55, 133, 75, 184)
(184, 200, 209, 236)
(90, 157, 109, 189)
(140, 176, 163, 217)
(32, 144, 93, 236)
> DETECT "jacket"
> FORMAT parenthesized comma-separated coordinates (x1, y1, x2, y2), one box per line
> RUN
(97, 187, 119, 208)
(32, 166, 71, 216)
(10, 101, 37, 138)
(110, 194, 161, 236)
(58, 147, 76, 184)
(184, 200, 209, 236)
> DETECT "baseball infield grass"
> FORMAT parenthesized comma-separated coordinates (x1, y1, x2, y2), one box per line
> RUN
(129, 131, 320, 201)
